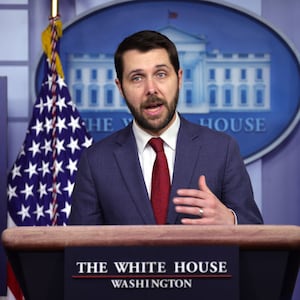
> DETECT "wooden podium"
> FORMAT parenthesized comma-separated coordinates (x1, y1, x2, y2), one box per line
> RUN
(2, 225, 300, 300)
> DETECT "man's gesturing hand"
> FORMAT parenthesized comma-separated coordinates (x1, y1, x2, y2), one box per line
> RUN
(173, 175, 235, 225)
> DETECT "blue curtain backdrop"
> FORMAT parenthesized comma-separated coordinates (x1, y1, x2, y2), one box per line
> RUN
(1, 0, 299, 298)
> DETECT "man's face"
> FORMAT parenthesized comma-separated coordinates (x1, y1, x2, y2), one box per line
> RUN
(115, 48, 183, 136)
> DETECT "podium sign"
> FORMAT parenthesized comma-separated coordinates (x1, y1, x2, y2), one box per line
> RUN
(64, 245, 239, 300)
(2, 225, 300, 300)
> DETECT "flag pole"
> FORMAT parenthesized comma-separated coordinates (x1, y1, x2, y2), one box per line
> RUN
(50, 0, 59, 224)
(51, 0, 58, 18)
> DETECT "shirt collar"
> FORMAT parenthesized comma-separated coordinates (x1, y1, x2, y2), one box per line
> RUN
(133, 112, 180, 154)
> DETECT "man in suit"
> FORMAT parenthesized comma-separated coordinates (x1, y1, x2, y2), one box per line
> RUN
(68, 30, 263, 225)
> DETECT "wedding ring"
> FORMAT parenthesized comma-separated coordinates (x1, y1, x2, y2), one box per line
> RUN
(199, 208, 204, 218)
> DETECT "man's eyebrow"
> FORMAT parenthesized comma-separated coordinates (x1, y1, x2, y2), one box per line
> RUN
(128, 69, 143, 75)
(155, 64, 170, 69)
(127, 64, 171, 76)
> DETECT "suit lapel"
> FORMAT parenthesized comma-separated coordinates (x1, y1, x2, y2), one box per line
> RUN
(167, 118, 202, 224)
(112, 119, 203, 225)
(114, 126, 156, 224)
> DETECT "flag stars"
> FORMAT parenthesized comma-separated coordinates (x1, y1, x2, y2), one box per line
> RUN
(56, 95, 67, 112)
(82, 136, 93, 148)
(38, 161, 51, 177)
(56, 116, 67, 133)
(42, 139, 52, 155)
(7, 51, 93, 226)
(17, 204, 31, 221)
(67, 137, 80, 154)
(45, 202, 58, 221)
(35, 97, 45, 114)
(67, 100, 76, 112)
(46, 71, 53, 90)
(20, 183, 34, 200)
(48, 182, 62, 195)
(63, 180, 75, 198)
(31, 119, 44, 136)
(33, 203, 45, 221)
(68, 116, 81, 133)
(66, 159, 78, 176)
(38, 182, 48, 198)
(24, 162, 38, 179)
(61, 200, 72, 218)
(44, 117, 53, 134)
(45, 95, 53, 112)
(11, 164, 22, 180)
(28, 140, 41, 158)
(53, 160, 64, 176)
(56, 76, 67, 90)
(55, 138, 66, 155)
(7, 184, 18, 201)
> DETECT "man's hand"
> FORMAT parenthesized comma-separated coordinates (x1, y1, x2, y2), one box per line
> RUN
(173, 175, 235, 225)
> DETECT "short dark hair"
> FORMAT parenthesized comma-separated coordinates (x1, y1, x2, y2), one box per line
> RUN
(114, 30, 180, 83)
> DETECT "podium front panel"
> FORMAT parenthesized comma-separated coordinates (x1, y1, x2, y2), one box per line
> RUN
(64, 245, 239, 300)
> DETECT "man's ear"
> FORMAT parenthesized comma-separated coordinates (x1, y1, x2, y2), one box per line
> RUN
(115, 78, 124, 97)
(178, 69, 183, 89)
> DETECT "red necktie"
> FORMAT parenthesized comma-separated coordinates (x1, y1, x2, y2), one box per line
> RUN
(149, 138, 170, 225)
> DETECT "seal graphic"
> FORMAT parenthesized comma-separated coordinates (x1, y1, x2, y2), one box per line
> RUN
(36, 0, 300, 163)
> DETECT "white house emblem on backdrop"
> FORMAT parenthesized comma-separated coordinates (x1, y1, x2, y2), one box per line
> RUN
(67, 26, 271, 115)
(36, 0, 300, 163)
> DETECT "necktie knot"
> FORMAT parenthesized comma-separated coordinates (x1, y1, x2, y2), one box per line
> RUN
(149, 137, 164, 153)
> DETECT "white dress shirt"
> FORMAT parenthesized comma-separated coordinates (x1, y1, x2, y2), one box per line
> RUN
(132, 112, 180, 198)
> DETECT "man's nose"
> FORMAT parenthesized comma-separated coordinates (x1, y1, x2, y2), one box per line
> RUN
(145, 78, 157, 96)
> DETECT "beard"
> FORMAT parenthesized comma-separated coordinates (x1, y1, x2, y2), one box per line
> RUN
(124, 89, 179, 135)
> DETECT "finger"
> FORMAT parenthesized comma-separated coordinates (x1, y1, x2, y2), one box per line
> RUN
(198, 175, 211, 194)
(174, 204, 205, 217)
(173, 196, 206, 208)
(176, 188, 200, 197)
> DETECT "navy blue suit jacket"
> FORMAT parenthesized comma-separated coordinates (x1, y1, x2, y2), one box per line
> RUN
(68, 117, 263, 225)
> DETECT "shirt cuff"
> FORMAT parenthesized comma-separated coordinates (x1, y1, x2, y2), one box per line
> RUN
(229, 209, 238, 225)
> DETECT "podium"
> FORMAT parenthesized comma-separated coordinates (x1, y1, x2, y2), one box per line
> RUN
(2, 225, 300, 300)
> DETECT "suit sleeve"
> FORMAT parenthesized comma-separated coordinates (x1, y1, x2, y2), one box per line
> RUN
(222, 137, 263, 224)
(68, 149, 103, 225)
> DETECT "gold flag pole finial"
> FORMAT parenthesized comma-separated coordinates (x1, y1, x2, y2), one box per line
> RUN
(42, 0, 64, 78)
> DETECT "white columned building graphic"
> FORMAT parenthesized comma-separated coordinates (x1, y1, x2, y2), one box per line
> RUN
(67, 26, 271, 113)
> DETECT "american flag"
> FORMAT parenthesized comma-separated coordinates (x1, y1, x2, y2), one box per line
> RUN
(6, 58, 92, 224)
(7, 19, 92, 226)
(6, 17, 92, 298)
